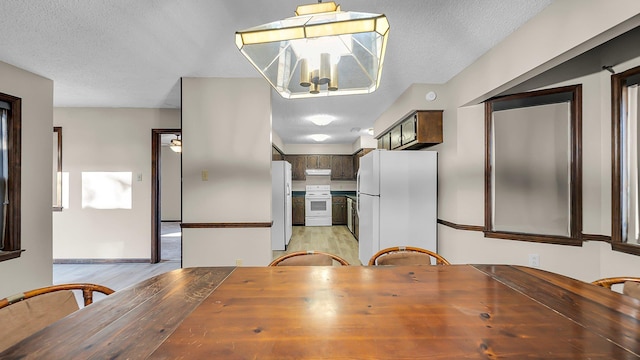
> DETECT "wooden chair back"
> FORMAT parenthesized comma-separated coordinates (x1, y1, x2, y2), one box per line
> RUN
(269, 250, 350, 266)
(592, 277, 640, 300)
(0, 283, 114, 352)
(368, 246, 451, 266)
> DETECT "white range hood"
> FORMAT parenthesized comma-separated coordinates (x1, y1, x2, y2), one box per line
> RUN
(305, 169, 331, 176)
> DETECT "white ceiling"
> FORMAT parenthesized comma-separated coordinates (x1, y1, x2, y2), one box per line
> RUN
(0, 0, 553, 144)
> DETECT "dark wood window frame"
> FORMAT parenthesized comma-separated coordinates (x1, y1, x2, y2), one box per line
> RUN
(611, 65, 640, 256)
(53, 127, 63, 211)
(0, 92, 22, 262)
(484, 85, 583, 246)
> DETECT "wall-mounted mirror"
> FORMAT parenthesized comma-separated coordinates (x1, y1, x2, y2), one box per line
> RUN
(612, 65, 640, 255)
(53, 127, 62, 211)
(485, 85, 582, 245)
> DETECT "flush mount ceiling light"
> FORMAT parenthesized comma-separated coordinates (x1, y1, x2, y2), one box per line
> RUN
(169, 135, 182, 153)
(309, 114, 336, 126)
(235, 1, 389, 99)
(309, 134, 330, 142)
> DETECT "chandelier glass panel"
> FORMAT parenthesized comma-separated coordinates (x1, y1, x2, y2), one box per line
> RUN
(235, 2, 389, 99)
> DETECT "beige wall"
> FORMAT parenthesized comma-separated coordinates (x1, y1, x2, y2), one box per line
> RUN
(353, 135, 377, 152)
(161, 146, 181, 221)
(181, 77, 272, 267)
(374, 0, 640, 282)
(284, 143, 353, 155)
(52, 108, 180, 260)
(0, 62, 54, 297)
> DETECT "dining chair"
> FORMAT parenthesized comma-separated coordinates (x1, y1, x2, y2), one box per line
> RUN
(0, 283, 115, 352)
(269, 250, 350, 266)
(368, 246, 451, 266)
(591, 277, 640, 300)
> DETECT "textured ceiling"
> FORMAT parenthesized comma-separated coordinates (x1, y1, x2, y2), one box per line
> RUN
(0, 0, 553, 144)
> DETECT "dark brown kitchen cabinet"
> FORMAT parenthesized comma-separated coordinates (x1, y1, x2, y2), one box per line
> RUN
(332, 196, 347, 225)
(390, 125, 402, 149)
(331, 155, 354, 180)
(318, 155, 331, 169)
(292, 197, 305, 225)
(306, 155, 331, 169)
(286, 155, 306, 180)
(377, 132, 391, 150)
(376, 110, 443, 150)
(353, 207, 359, 240)
(353, 148, 374, 177)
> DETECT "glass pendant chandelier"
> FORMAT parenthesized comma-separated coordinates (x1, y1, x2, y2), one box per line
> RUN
(235, 2, 389, 99)
(169, 135, 182, 153)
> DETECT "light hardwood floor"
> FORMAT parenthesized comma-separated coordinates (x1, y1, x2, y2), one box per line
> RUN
(273, 225, 361, 266)
(53, 225, 360, 302)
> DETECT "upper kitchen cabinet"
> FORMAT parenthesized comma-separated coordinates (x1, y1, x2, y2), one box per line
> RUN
(331, 155, 354, 180)
(306, 155, 331, 169)
(377, 132, 391, 150)
(285, 155, 306, 180)
(390, 125, 402, 149)
(377, 110, 443, 150)
(353, 148, 374, 176)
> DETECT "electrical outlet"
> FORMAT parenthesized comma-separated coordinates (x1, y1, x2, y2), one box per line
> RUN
(528, 254, 540, 268)
(201, 170, 209, 181)
(236, 259, 242, 266)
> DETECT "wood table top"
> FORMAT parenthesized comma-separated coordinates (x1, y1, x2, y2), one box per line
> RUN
(2, 265, 639, 359)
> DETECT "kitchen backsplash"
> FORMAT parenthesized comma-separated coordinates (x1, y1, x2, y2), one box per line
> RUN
(292, 176, 356, 192)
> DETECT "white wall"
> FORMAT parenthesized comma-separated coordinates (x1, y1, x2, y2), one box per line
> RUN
(0, 62, 53, 298)
(161, 146, 181, 221)
(284, 143, 353, 155)
(352, 135, 377, 152)
(181, 77, 272, 267)
(53, 108, 180, 260)
(272, 130, 285, 152)
(374, 0, 640, 282)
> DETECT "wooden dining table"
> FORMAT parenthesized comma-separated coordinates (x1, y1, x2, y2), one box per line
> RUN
(2, 264, 639, 359)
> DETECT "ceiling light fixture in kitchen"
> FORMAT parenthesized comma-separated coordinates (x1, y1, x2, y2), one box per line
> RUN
(309, 134, 330, 142)
(235, 1, 389, 99)
(169, 135, 182, 153)
(309, 115, 336, 126)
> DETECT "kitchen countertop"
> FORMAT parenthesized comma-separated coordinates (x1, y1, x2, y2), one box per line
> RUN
(291, 191, 356, 198)
(331, 191, 356, 197)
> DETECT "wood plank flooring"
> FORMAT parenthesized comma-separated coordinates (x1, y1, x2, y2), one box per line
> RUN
(53, 225, 361, 304)
(273, 225, 361, 266)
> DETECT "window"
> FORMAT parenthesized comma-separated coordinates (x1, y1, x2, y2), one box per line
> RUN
(612, 65, 640, 256)
(484, 85, 582, 245)
(0, 92, 22, 261)
(53, 127, 62, 211)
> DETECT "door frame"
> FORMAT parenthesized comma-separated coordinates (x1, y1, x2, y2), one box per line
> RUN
(151, 128, 181, 264)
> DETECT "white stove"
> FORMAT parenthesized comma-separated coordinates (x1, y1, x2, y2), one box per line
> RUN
(305, 185, 332, 226)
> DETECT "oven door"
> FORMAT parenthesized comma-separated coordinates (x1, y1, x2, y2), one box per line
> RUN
(305, 197, 331, 218)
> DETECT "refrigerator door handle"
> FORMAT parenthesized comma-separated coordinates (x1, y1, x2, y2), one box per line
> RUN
(356, 169, 360, 215)
(286, 183, 290, 195)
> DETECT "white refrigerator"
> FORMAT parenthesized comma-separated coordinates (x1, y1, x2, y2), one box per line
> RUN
(357, 150, 437, 265)
(271, 161, 292, 250)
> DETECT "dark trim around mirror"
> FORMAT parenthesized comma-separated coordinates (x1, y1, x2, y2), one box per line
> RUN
(485, 85, 583, 246)
(612, 65, 640, 256)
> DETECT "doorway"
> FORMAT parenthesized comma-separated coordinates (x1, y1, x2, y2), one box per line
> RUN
(151, 129, 181, 264)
